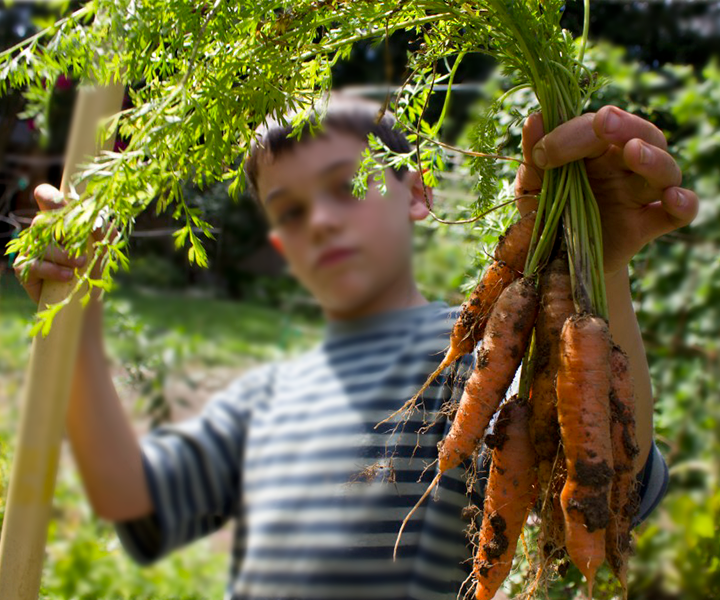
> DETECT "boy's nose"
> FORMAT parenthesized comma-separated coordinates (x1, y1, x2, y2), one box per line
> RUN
(308, 193, 343, 235)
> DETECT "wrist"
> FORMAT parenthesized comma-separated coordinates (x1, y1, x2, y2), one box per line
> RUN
(604, 264, 630, 291)
(79, 296, 104, 346)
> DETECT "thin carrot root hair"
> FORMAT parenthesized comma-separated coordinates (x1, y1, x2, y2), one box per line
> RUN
(375, 346, 461, 429)
(394, 472, 442, 560)
(537, 443, 567, 564)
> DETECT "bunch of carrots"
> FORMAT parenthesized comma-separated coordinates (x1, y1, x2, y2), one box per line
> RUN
(378, 2, 645, 598)
(386, 211, 640, 600)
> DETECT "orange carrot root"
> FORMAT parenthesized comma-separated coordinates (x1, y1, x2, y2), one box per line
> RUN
(474, 396, 538, 600)
(606, 345, 641, 598)
(530, 256, 575, 561)
(530, 256, 574, 463)
(439, 277, 539, 472)
(557, 314, 614, 598)
(494, 210, 537, 273)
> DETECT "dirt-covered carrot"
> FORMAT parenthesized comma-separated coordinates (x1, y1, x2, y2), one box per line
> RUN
(606, 345, 641, 597)
(530, 256, 575, 559)
(454, 211, 537, 359)
(556, 314, 614, 597)
(530, 256, 574, 464)
(438, 277, 539, 472)
(474, 396, 538, 600)
(493, 210, 537, 273)
(378, 213, 536, 428)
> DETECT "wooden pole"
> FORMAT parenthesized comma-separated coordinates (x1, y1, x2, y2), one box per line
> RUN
(0, 81, 124, 599)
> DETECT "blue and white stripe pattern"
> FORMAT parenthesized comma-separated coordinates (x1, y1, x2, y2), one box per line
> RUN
(115, 301, 668, 600)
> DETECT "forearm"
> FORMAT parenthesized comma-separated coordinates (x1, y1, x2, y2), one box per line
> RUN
(605, 267, 654, 475)
(65, 300, 154, 522)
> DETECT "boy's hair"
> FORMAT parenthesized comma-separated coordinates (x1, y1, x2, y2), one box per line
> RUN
(243, 91, 412, 204)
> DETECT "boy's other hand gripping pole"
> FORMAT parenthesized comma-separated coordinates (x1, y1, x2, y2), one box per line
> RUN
(0, 81, 124, 600)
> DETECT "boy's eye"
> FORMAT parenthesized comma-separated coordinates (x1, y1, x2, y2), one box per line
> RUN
(334, 178, 356, 199)
(276, 204, 305, 226)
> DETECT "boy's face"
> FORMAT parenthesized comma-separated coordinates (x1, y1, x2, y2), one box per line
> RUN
(255, 129, 431, 318)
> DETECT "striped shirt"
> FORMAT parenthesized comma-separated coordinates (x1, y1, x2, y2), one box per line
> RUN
(115, 301, 669, 600)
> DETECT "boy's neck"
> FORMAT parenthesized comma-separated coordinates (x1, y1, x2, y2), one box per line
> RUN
(323, 274, 429, 322)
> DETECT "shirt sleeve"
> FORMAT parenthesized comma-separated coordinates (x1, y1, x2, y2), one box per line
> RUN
(113, 365, 274, 565)
(632, 439, 670, 528)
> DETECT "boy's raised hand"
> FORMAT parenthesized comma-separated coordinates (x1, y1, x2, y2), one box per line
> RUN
(514, 106, 699, 275)
(14, 183, 113, 304)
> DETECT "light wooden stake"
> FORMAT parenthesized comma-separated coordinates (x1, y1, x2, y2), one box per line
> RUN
(0, 80, 124, 600)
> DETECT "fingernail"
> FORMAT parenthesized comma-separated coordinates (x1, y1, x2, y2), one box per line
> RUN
(533, 146, 548, 169)
(604, 109, 620, 134)
(639, 142, 650, 165)
(675, 189, 687, 209)
(61, 268, 74, 280)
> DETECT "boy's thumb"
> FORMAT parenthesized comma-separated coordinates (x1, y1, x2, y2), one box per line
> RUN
(33, 183, 67, 211)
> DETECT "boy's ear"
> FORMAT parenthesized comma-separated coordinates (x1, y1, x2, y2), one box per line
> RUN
(408, 168, 433, 222)
(268, 231, 285, 256)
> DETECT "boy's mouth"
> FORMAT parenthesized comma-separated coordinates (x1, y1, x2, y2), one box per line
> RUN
(316, 247, 357, 268)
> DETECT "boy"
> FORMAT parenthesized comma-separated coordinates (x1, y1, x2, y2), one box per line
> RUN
(18, 92, 697, 599)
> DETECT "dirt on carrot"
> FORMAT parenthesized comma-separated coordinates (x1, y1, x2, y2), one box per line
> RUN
(606, 344, 641, 597)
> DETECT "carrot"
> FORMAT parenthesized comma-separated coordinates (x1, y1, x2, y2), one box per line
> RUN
(377, 213, 536, 429)
(474, 396, 538, 600)
(530, 256, 575, 559)
(530, 256, 574, 463)
(438, 277, 539, 472)
(493, 210, 537, 272)
(556, 314, 614, 598)
(606, 345, 641, 598)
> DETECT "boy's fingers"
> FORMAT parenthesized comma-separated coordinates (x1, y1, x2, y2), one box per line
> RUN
(522, 112, 545, 162)
(532, 113, 609, 170)
(623, 139, 682, 194)
(14, 256, 75, 284)
(515, 193, 539, 216)
(41, 244, 88, 269)
(615, 174, 665, 205)
(593, 105, 668, 151)
(515, 112, 545, 210)
(639, 187, 698, 243)
(34, 183, 67, 211)
(585, 144, 629, 179)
